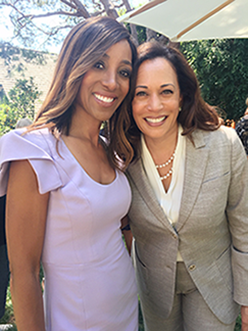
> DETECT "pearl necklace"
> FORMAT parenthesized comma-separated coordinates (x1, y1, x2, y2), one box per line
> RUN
(155, 152, 175, 169)
(159, 169, 173, 181)
(155, 150, 175, 181)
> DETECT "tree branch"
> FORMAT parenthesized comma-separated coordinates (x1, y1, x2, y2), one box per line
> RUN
(99, 0, 119, 19)
(0, 0, 142, 49)
(70, 0, 91, 18)
(18, 10, 86, 20)
(60, 0, 77, 10)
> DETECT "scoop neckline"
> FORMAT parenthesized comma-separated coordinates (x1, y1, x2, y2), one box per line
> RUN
(60, 136, 118, 187)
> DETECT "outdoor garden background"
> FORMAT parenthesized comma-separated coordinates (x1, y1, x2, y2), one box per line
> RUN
(1, 1, 248, 329)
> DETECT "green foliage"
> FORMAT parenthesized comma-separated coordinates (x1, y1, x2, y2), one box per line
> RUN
(0, 104, 18, 135)
(180, 39, 248, 120)
(135, 26, 147, 45)
(0, 287, 17, 330)
(126, 24, 147, 45)
(138, 302, 145, 331)
(8, 77, 40, 118)
(0, 77, 41, 134)
(0, 42, 46, 75)
(235, 314, 242, 331)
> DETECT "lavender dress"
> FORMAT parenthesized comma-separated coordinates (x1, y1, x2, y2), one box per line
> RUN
(0, 128, 138, 331)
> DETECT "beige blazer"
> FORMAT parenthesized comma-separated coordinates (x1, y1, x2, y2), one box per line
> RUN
(126, 126, 248, 324)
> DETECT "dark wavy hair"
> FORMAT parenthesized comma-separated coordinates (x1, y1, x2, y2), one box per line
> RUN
(117, 41, 221, 163)
(28, 16, 137, 170)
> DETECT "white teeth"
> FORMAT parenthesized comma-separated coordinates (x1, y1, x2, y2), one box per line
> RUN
(94, 93, 114, 103)
(146, 116, 166, 123)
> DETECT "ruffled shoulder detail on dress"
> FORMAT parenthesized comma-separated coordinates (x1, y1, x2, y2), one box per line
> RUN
(0, 128, 62, 195)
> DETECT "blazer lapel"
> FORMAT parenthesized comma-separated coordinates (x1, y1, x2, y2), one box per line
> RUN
(127, 159, 174, 232)
(177, 130, 209, 231)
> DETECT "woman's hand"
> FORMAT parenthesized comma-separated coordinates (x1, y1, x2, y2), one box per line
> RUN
(241, 306, 248, 331)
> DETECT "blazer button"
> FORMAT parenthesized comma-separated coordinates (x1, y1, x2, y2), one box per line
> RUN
(188, 264, 196, 271)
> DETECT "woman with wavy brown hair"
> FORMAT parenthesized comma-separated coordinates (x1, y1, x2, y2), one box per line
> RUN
(121, 41, 248, 331)
(0, 16, 138, 331)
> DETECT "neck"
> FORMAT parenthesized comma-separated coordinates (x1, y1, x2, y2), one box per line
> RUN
(67, 113, 102, 147)
(144, 127, 178, 164)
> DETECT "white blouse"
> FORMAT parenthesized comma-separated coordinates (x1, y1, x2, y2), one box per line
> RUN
(141, 125, 186, 261)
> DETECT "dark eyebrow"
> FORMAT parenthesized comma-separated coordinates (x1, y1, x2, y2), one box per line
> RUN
(102, 53, 132, 67)
(161, 84, 175, 88)
(135, 85, 148, 89)
(122, 60, 132, 66)
(135, 83, 175, 90)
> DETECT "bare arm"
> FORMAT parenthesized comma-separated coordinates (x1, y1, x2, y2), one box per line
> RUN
(242, 306, 248, 331)
(6, 160, 49, 331)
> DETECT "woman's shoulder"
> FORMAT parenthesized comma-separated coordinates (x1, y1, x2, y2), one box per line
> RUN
(214, 125, 241, 146)
(0, 128, 62, 195)
(194, 126, 246, 160)
(3, 126, 54, 144)
(0, 127, 56, 158)
(194, 125, 239, 145)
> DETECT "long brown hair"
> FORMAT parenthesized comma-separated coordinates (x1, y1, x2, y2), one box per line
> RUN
(118, 41, 221, 163)
(28, 16, 137, 169)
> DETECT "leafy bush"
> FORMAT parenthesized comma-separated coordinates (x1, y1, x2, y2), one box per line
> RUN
(0, 287, 17, 330)
(0, 77, 41, 135)
(181, 39, 248, 121)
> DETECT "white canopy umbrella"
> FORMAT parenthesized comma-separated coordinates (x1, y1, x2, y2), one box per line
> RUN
(118, 0, 248, 41)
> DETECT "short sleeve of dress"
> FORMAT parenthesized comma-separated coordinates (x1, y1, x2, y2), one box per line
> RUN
(0, 128, 62, 195)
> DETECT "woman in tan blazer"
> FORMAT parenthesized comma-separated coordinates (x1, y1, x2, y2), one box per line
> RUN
(120, 42, 248, 331)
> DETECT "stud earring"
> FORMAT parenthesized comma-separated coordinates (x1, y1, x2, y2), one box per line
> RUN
(179, 106, 182, 112)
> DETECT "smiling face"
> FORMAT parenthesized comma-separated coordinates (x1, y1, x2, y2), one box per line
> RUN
(132, 57, 182, 144)
(74, 39, 132, 125)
